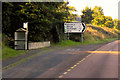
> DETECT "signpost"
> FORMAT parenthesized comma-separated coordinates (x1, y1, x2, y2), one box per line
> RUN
(64, 22, 86, 42)
(23, 22, 28, 31)
(64, 22, 86, 33)
(23, 22, 28, 50)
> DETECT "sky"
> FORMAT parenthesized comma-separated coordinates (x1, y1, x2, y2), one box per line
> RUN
(67, 0, 120, 19)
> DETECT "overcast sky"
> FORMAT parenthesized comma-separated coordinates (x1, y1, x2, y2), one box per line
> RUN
(67, 0, 120, 20)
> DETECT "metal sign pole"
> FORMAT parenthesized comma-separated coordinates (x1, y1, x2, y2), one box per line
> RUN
(27, 22, 28, 50)
(68, 33, 69, 40)
(64, 22, 86, 42)
(80, 33, 83, 43)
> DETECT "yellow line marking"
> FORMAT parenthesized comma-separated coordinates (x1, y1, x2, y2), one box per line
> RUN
(58, 49, 119, 78)
(87, 51, 120, 54)
(63, 72, 68, 74)
(58, 53, 92, 78)
(70, 66, 74, 69)
(81, 58, 86, 61)
(67, 69, 71, 72)
(79, 61, 82, 62)
(73, 65, 77, 67)
(85, 55, 89, 58)
(58, 75, 63, 78)
(75, 51, 120, 55)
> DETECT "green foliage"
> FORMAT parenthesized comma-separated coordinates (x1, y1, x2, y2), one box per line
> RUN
(54, 40, 81, 46)
(91, 6, 105, 26)
(81, 6, 94, 24)
(118, 20, 120, 30)
(2, 2, 23, 38)
(113, 19, 118, 29)
(82, 6, 119, 29)
(104, 16, 114, 28)
(2, 2, 76, 44)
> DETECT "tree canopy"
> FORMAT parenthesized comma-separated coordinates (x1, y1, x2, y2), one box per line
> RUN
(81, 6, 118, 28)
(2, 2, 76, 43)
(81, 6, 94, 24)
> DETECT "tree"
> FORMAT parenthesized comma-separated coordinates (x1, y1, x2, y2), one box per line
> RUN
(91, 6, 105, 26)
(2, 2, 77, 44)
(113, 18, 118, 29)
(56, 2, 77, 22)
(104, 16, 114, 28)
(2, 2, 23, 37)
(118, 20, 120, 30)
(81, 6, 94, 24)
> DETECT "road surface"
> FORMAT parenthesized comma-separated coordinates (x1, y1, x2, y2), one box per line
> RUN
(59, 40, 119, 78)
(2, 40, 119, 79)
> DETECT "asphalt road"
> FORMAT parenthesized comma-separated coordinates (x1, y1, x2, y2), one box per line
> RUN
(60, 40, 119, 78)
(2, 40, 119, 79)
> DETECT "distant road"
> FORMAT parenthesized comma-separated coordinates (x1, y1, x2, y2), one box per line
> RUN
(2, 40, 119, 79)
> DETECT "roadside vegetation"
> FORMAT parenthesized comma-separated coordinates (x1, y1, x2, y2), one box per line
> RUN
(53, 24, 119, 47)
(2, 42, 26, 60)
(54, 38, 117, 47)
(84, 24, 119, 41)
(81, 6, 119, 29)
(2, 2, 119, 60)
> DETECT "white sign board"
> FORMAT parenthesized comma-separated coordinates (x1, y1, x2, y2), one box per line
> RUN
(64, 23, 86, 33)
(23, 22, 28, 29)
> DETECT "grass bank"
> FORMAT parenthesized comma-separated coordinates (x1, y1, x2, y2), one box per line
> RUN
(2, 43, 27, 60)
(53, 24, 119, 47)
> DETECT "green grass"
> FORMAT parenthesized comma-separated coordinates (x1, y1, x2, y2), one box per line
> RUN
(53, 40, 81, 46)
(52, 38, 117, 47)
(2, 44, 27, 60)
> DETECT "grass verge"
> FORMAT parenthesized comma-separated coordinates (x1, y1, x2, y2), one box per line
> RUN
(52, 38, 117, 47)
(2, 44, 27, 60)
